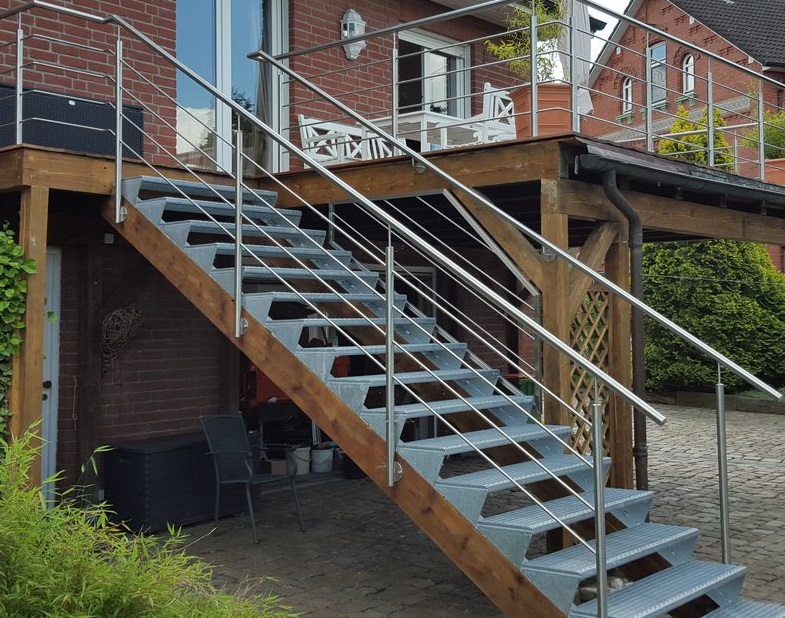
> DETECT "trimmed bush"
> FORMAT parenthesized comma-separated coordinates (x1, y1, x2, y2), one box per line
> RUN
(643, 240, 785, 392)
(0, 430, 299, 618)
(657, 104, 734, 169)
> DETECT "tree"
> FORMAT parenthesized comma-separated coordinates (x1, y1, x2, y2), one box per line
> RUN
(657, 104, 734, 169)
(643, 240, 785, 391)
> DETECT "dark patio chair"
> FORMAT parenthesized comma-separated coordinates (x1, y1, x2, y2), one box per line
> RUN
(200, 414, 305, 543)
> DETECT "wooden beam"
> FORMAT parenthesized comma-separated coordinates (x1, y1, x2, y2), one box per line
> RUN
(451, 189, 545, 289)
(553, 179, 785, 245)
(9, 185, 49, 485)
(567, 223, 620, 317)
(604, 236, 634, 489)
(268, 140, 564, 207)
(540, 180, 572, 427)
(104, 200, 565, 618)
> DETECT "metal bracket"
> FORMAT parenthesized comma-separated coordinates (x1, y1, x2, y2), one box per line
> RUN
(392, 461, 403, 483)
(236, 317, 248, 337)
(117, 205, 127, 223)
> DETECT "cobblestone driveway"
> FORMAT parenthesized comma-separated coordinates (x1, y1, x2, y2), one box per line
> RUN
(186, 405, 785, 616)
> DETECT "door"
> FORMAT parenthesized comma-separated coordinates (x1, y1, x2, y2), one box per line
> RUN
(41, 248, 61, 501)
(176, 0, 288, 172)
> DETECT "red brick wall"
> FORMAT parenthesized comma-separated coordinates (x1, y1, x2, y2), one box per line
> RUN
(56, 239, 225, 484)
(0, 1, 177, 163)
(584, 0, 785, 178)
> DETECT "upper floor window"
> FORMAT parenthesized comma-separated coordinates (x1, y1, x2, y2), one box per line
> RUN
(398, 31, 469, 118)
(682, 54, 695, 94)
(622, 77, 633, 114)
(647, 42, 666, 104)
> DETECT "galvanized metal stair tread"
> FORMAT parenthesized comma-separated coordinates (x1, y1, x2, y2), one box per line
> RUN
(195, 242, 350, 261)
(137, 196, 299, 222)
(401, 424, 568, 455)
(480, 488, 653, 533)
(304, 342, 466, 357)
(703, 599, 785, 617)
(124, 175, 276, 205)
(273, 316, 434, 328)
(215, 265, 375, 282)
(244, 291, 406, 305)
(365, 394, 534, 418)
(569, 560, 747, 618)
(437, 454, 598, 492)
(161, 220, 326, 241)
(523, 522, 697, 578)
(332, 367, 498, 387)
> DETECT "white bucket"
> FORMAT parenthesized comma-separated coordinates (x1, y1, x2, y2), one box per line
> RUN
(293, 447, 311, 476)
(311, 447, 334, 473)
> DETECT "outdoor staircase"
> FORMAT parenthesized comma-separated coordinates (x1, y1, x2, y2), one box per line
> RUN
(108, 175, 785, 618)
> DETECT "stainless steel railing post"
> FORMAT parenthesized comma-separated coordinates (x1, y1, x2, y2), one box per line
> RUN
(15, 27, 23, 145)
(716, 364, 731, 563)
(234, 128, 246, 338)
(593, 384, 608, 618)
(386, 238, 397, 486)
(114, 31, 124, 223)
(645, 33, 654, 153)
(707, 65, 715, 167)
(758, 82, 766, 181)
(530, 10, 538, 138)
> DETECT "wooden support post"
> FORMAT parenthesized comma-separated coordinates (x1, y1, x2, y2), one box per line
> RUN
(539, 180, 571, 427)
(9, 185, 49, 484)
(605, 229, 634, 488)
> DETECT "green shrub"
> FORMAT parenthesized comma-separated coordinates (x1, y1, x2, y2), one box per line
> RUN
(643, 240, 785, 392)
(657, 104, 734, 169)
(0, 430, 299, 618)
(0, 225, 36, 438)
(744, 110, 785, 160)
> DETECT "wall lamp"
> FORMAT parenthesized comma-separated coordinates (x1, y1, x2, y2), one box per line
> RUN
(341, 8, 366, 60)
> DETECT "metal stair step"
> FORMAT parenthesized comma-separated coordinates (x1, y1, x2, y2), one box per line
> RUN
(365, 394, 534, 420)
(244, 291, 406, 306)
(135, 196, 300, 226)
(304, 341, 466, 358)
(569, 560, 747, 618)
(266, 316, 437, 350)
(703, 599, 785, 617)
(198, 242, 350, 262)
(523, 523, 699, 613)
(400, 424, 569, 457)
(213, 265, 378, 284)
(437, 454, 597, 493)
(158, 220, 326, 248)
(123, 175, 277, 207)
(331, 367, 498, 389)
(480, 488, 653, 535)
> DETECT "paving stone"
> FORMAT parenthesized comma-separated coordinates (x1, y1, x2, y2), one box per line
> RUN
(183, 404, 785, 615)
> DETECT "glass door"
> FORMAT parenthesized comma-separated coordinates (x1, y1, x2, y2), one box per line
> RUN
(176, 0, 287, 172)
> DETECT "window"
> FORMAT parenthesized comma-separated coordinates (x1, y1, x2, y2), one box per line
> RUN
(398, 31, 469, 118)
(647, 42, 666, 104)
(682, 54, 695, 94)
(622, 77, 633, 114)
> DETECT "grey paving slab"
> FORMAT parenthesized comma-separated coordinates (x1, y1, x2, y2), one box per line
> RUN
(184, 404, 785, 615)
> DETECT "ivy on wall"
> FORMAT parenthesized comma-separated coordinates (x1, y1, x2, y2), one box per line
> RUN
(0, 225, 36, 438)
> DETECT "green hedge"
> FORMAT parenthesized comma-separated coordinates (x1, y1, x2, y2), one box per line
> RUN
(643, 240, 785, 391)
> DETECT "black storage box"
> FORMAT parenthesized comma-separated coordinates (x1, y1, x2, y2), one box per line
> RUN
(0, 84, 143, 158)
(104, 433, 244, 533)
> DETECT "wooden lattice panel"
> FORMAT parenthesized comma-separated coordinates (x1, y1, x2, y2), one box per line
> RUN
(569, 290, 611, 455)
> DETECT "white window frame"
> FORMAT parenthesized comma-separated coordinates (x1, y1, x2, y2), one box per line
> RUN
(647, 42, 667, 104)
(682, 53, 695, 95)
(398, 29, 470, 118)
(622, 76, 633, 114)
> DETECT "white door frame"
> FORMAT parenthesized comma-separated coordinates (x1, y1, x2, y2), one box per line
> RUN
(42, 248, 61, 500)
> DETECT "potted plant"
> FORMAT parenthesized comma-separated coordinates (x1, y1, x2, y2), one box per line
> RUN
(744, 110, 785, 184)
(484, 0, 570, 138)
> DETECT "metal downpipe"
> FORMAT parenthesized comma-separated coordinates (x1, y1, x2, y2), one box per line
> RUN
(602, 171, 649, 491)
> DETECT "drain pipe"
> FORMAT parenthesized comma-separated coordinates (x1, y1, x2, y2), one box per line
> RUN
(601, 170, 649, 491)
